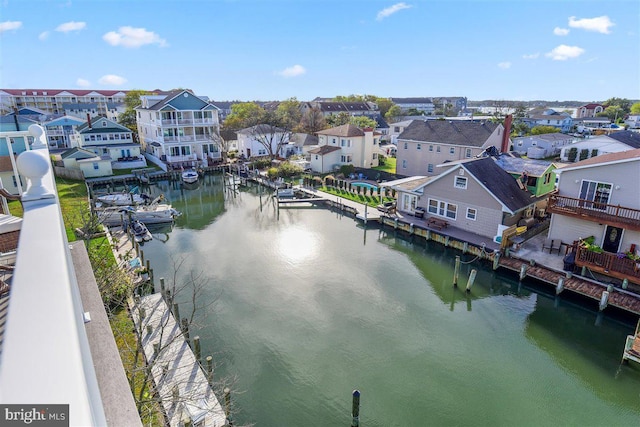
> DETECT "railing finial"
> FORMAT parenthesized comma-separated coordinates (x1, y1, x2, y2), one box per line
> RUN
(17, 150, 55, 201)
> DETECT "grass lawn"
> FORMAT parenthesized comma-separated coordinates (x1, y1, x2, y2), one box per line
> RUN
(373, 157, 396, 174)
(321, 186, 393, 208)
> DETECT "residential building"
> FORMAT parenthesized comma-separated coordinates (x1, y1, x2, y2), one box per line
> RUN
(387, 119, 416, 145)
(309, 124, 380, 173)
(236, 124, 290, 159)
(559, 130, 640, 162)
(0, 88, 128, 116)
(522, 109, 573, 132)
(388, 157, 540, 241)
(625, 115, 640, 129)
(546, 149, 640, 285)
(492, 154, 557, 197)
(60, 147, 113, 178)
(62, 102, 126, 121)
(396, 120, 505, 176)
(301, 100, 378, 118)
(42, 115, 85, 149)
(389, 97, 435, 115)
(70, 116, 145, 170)
(135, 90, 222, 170)
(0, 115, 35, 194)
(576, 103, 604, 118)
(511, 132, 576, 158)
(289, 132, 319, 157)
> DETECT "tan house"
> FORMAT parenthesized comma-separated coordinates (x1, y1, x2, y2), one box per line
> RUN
(310, 124, 381, 173)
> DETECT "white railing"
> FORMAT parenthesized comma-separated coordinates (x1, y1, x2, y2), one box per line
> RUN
(0, 125, 106, 426)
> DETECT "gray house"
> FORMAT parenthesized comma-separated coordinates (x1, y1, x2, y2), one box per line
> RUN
(511, 133, 576, 158)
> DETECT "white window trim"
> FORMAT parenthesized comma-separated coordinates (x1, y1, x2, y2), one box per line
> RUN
(454, 176, 468, 189)
(466, 208, 477, 221)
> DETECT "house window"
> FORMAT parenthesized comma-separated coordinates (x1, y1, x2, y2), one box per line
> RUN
(436, 146, 441, 152)
(427, 164, 433, 173)
(404, 142, 408, 149)
(102, 122, 107, 127)
(466, 208, 477, 220)
(465, 148, 472, 158)
(394, 126, 400, 132)
(417, 144, 421, 150)
(402, 159, 407, 169)
(579, 180, 612, 209)
(332, 138, 336, 144)
(454, 176, 468, 189)
(315, 155, 319, 160)
(543, 173, 552, 185)
(427, 198, 458, 219)
(429, 145, 433, 151)
(449, 147, 455, 154)
(93, 162, 99, 170)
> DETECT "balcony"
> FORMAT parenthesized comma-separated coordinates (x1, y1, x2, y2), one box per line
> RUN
(547, 194, 640, 231)
(575, 244, 640, 285)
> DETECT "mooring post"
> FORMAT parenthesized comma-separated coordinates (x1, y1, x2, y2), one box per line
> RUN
(173, 303, 180, 322)
(463, 242, 468, 254)
(453, 255, 461, 287)
(139, 249, 144, 265)
(466, 269, 477, 293)
(364, 205, 367, 225)
(444, 236, 450, 247)
(182, 318, 190, 342)
(622, 278, 629, 290)
(556, 277, 565, 295)
(160, 277, 165, 293)
(206, 355, 214, 386)
(492, 251, 501, 270)
(519, 264, 527, 280)
(351, 389, 360, 427)
(426, 230, 431, 241)
(599, 291, 609, 311)
(165, 289, 172, 304)
(581, 266, 587, 276)
(193, 336, 201, 362)
(224, 387, 232, 424)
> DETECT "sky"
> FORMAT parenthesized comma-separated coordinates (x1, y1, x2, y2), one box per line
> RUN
(1, 0, 639, 103)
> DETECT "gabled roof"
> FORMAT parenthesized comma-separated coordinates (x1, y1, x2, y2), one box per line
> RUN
(606, 130, 640, 148)
(398, 120, 499, 147)
(76, 117, 131, 133)
(579, 103, 603, 109)
(316, 124, 365, 137)
(308, 145, 341, 155)
(492, 154, 554, 177)
(558, 148, 640, 171)
(143, 90, 212, 111)
(237, 124, 286, 134)
(0, 89, 128, 96)
(290, 133, 318, 146)
(44, 115, 86, 127)
(60, 147, 100, 160)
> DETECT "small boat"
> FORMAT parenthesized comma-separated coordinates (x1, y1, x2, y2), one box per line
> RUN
(96, 192, 150, 206)
(130, 219, 152, 243)
(97, 202, 181, 226)
(182, 169, 199, 184)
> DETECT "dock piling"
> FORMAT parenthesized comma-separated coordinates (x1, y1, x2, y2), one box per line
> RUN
(519, 264, 527, 280)
(453, 255, 460, 287)
(466, 269, 477, 293)
(351, 389, 360, 427)
(556, 277, 565, 295)
(160, 277, 165, 293)
(224, 387, 232, 424)
(492, 251, 500, 270)
(173, 303, 180, 322)
(599, 291, 609, 311)
(182, 318, 190, 342)
(206, 355, 214, 386)
(193, 336, 201, 363)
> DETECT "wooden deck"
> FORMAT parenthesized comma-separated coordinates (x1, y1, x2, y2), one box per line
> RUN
(498, 256, 640, 315)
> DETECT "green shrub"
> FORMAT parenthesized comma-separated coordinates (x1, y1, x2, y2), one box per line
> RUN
(267, 167, 279, 179)
(339, 164, 355, 176)
(278, 161, 303, 177)
(579, 149, 589, 161)
(567, 147, 578, 162)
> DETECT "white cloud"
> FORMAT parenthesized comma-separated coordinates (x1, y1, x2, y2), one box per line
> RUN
(39, 31, 50, 41)
(522, 53, 540, 60)
(553, 27, 569, 36)
(278, 65, 306, 78)
(103, 26, 167, 48)
(98, 74, 127, 86)
(55, 21, 86, 33)
(498, 62, 511, 69)
(76, 78, 91, 87)
(545, 44, 585, 61)
(568, 15, 614, 34)
(0, 21, 22, 33)
(376, 3, 412, 21)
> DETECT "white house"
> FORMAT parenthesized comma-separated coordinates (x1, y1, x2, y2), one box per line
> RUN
(310, 124, 380, 173)
(387, 119, 415, 145)
(236, 124, 290, 159)
(136, 89, 222, 170)
(511, 133, 577, 158)
(60, 147, 113, 178)
(624, 115, 640, 129)
(559, 130, 640, 162)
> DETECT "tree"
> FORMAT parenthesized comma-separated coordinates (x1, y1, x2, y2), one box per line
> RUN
(350, 116, 377, 129)
(375, 98, 394, 117)
(118, 89, 151, 135)
(603, 97, 631, 114)
(385, 105, 403, 123)
(326, 112, 351, 127)
(630, 102, 640, 115)
(299, 107, 327, 134)
(597, 105, 625, 123)
(530, 125, 559, 135)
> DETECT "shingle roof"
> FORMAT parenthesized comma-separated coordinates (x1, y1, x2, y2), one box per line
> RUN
(308, 145, 341, 155)
(606, 130, 640, 148)
(316, 124, 365, 137)
(493, 154, 553, 177)
(462, 157, 538, 213)
(398, 120, 498, 147)
(290, 133, 318, 146)
(559, 148, 640, 170)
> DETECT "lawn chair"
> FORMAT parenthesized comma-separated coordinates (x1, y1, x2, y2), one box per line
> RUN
(542, 238, 555, 253)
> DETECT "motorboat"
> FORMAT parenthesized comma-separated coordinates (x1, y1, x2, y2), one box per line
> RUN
(182, 169, 199, 184)
(97, 201, 181, 226)
(130, 219, 153, 243)
(96, 192, 150, 206)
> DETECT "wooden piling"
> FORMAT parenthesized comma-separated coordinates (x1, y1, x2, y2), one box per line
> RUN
(623, 278, 629, 290)
(519, 264, 527, 280)
(599, 291, 609, 311)
(173, 303, 180, 322)
(224, 387, 231, 422)
(351, 389, 360, 427)
(556, 277, 565, 295)
(206, 355, 214, 386)
(453, 255, 460, 287)
(463, 242, 469, 254)
(182, 318, 190, 342)
(466, 269, 477, 293)
(492, 251, 500, 270)
(193, 336, 201, 362)
(160, 277, 165, 293)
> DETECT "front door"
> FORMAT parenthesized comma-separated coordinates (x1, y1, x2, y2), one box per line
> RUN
(602, 225, 623, 253)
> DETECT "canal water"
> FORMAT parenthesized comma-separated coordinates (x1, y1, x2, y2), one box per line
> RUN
(140, 175, 640, 426)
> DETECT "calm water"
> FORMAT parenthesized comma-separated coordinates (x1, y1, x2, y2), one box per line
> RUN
(140, 175, 640, 426)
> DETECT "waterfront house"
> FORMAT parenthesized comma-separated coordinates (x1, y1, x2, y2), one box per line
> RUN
(624, 115, 640, 129)
(311, 124, 381, 172)
(60, 147, 112, 178)
(546, 149, 640, 285)
(42, 115, 85, 149)
(136, 90, 222, 170)
(493, 154, 558, 197)
(559, 130, 640, 162)
(301, 100, 378, 118)
(511, 132, 576, 158)
(390, 157, 540, 241)
(395, 120, 505, 176)
(236, 124, 290, 159)
(576, 103, 605, 118)
(289, 132, 319, 157)
(70, 116, 145, 170)
(522, 110, 573, 133)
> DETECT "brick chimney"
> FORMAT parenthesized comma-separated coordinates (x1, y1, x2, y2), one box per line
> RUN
(87, 113, 92, 129)
(501, 114, 512, 153)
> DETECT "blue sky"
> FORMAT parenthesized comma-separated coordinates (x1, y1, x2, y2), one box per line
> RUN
(1, 0, 638, 102)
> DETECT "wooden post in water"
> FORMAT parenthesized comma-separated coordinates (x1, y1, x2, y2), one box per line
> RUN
(173, 303, 180, 322)
(581, 266, 587, 276)
(444, 236, 450, 247)
(206, 355, 214, 386)
(556, 277, 565, 295)
(599, 291, 609, 311)
(139, 249, 144, 265)
(193, 336, 201, 363)
(224, 387, 232, 424)
(182, 318, 190, 342)
(364, 205, 367, 225)
(466, 269, 477, 293)
(492, 251, 501, 270)
(453, 255, 460, 287)
(351, 389, 360, 427)
(160, 277, 165, 293)
(622, 278, 629, 290)
(519, 264, 527, 280)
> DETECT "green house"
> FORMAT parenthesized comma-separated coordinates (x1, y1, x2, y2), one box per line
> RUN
(493, 154, 557, 197)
